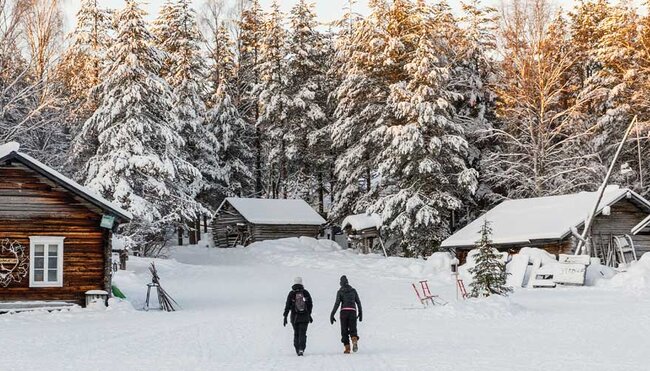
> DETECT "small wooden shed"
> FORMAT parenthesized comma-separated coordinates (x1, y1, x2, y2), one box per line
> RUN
(212, 198, 325, 248)
(0, 142, 132, 307)
(441, 186, 650, 265)
(341, 213, 382, 254)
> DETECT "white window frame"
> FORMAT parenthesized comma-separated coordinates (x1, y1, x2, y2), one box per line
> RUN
(29, 236, 65, 288)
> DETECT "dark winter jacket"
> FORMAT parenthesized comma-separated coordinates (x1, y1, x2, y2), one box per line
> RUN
(284, 284, 313, 324)
(330, 277, 362, 319)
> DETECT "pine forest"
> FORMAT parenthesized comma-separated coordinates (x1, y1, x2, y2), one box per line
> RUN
(2, 0, 650, 256)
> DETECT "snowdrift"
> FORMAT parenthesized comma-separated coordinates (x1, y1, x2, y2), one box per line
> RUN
(602, 252, 650, 291)
(245, 237, 455, 282)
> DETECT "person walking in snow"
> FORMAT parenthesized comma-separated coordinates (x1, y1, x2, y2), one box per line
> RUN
(283, 277, 313, 356)
(330, 275, 363, 354)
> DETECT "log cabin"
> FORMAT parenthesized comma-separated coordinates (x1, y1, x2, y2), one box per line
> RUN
(212, 198, 325, 248)
(0, 142, 132, 307)
(341, 213, 382, 254)
(441, 186, 650, 265)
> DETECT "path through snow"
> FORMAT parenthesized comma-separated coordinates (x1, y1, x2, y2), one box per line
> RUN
(2, 237, 649, 371)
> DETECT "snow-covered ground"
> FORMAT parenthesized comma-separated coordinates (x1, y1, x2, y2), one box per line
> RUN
(3, 237, 650, 371)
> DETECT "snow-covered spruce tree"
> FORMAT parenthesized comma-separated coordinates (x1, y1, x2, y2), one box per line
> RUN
(75, 0, 202, 255)
(371, 0, 477, 256)
(331, 0, 477, 255)
(255, 1, 290, 199)
(204, 81, 253, 204)
(569, 0, 612, 90)
(468, 220, 511, 298)
(199, 18, 252, 207)
(584, 3, 645, 192)
(285, 0, 329, 209)
(209, 22, 237, 90)
(325, 0, 362, 213)
(564, 0, 614, 194)
(59, 0, 113, 177)
(330, 0, 390, 222)
(153, 0, 214, 211)
(237, 0, 265, 195)
(454, 0, 498, 214)
(57, 0, 113, 122)
(312, 28, 339, 214)
(151, 0, 176, 79)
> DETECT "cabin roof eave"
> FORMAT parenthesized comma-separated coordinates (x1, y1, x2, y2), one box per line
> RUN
(0, 148, 132, 223)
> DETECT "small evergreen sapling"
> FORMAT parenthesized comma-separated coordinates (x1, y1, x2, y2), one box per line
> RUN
(468, 220, 512, 298)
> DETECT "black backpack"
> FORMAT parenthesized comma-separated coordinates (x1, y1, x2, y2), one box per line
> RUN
(294, 291, 307, 313)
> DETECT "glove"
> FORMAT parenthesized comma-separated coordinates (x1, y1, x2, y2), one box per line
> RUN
(330, 315, 336, 325)
(358, 312, 363, 322)
(309, 316, 313, 323)
(283, 316, 288, 327)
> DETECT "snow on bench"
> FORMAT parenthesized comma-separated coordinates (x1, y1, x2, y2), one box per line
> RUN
(0, 301, 80, 314)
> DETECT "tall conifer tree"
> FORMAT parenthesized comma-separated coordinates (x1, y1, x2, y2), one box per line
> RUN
(285, 0, 329, 207)
(256, 1, 290, 198)
(238, 0, 265, 195)
(74, 0, 202, 253)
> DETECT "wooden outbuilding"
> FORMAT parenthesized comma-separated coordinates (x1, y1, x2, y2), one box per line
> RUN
(0, 142, 132, 307)
(441, 186, 650, 265)
(341, 213, 383, 254)
(212, 198, 325, 248)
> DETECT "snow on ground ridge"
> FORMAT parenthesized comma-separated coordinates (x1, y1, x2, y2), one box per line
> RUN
(4, 237, 650, 371)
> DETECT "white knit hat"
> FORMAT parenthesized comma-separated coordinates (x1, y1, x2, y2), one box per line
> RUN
(294, 277, 303, 285)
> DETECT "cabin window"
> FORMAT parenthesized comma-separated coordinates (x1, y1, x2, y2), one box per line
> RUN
(29, 236, 65, 287)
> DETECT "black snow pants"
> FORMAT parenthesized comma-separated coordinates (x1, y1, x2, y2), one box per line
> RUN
(340, 310, 358, 345)
(292, 322, 309, 352)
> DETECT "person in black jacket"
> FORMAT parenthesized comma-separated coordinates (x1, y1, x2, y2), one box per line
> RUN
(330, 275, 362, 354)
(283, 277, 313, 356)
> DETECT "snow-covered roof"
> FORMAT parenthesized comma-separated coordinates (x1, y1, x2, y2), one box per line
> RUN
(219, 197, 325, 225)
(0, 142, 20, 158)
(441, 186, 650, 248)
(0, 142, 132, 222)
(341, 213, 382, 231)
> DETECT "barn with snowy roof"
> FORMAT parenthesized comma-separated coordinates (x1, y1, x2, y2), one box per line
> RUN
(441, 186, 650, 264)
(0, 142, 132, 309)
(211, 198, 326, 248)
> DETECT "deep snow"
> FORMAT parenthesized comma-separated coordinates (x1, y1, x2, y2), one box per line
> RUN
(2, 237, 650, 371)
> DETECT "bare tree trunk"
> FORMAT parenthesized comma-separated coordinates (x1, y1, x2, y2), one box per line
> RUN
(318, 171, 324, 214)
(21, 0, 64, 103)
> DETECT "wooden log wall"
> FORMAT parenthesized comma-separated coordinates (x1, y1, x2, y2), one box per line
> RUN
(212, 205, 248, 248)
(591, 199, 650, 257)
(250, 224, 321, 242)
(0, 163, 109, 305)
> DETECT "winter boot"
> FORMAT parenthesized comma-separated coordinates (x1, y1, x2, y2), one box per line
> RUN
(344, 344, 351, 354)
(351, 337, 359, 353)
